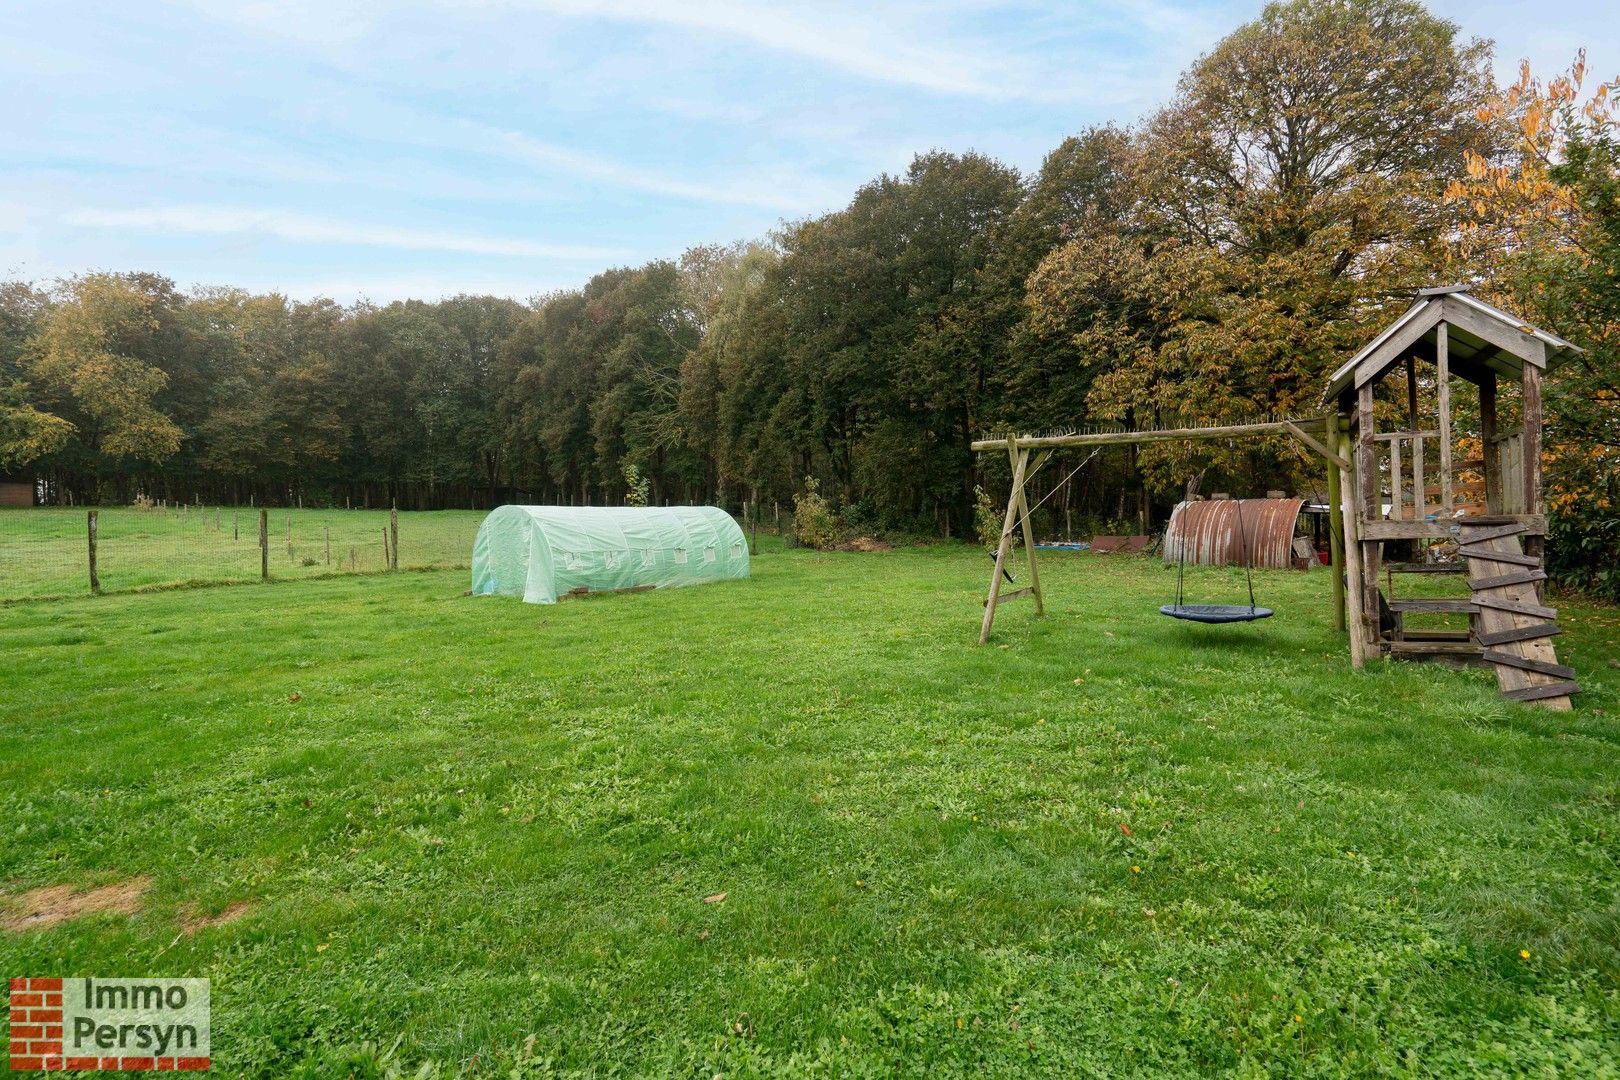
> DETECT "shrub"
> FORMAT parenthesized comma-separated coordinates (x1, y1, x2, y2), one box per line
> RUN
(792, 477, 840, 550)
(973, 485, 1004, 553)
(622, 463, 650, 508)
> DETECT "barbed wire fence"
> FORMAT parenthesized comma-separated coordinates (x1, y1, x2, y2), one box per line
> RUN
(0, 502, 483, 601)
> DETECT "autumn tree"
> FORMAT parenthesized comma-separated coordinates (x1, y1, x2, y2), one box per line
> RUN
(1449, 53, 1620, 596)
(1032, 0, 1495, 497)
(23, 274, 187, 495)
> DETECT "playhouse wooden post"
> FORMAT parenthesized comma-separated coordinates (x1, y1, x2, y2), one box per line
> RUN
(1355, 382, 1384, 654)
(1338, 415, 1368, 668)
(979, 438, 1031, 645)
(1437, 321, 1453, 514)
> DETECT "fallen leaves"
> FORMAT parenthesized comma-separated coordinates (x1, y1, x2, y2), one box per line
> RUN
(703, 892, 727, 905)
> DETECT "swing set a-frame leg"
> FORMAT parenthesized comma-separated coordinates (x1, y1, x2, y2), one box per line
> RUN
(979, 440, 1044, 644)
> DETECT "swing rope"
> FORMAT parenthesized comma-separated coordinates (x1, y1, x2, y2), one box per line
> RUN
(1003, 449, 1100, 542)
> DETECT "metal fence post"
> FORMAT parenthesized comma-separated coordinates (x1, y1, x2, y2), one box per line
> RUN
(259, 509, 269, 580)
(390, 505, 399, 570)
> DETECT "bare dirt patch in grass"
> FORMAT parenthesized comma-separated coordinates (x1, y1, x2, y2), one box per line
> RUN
(0, 876, 151, 931)
(180, 900, 256, 934)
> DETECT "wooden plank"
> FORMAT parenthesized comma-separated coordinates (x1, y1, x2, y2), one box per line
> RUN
(1389, 436, 1404, 519)
(1476, 623, 1561, 646)
(1473, 595, 1557, 619)
(985, 587, 1034, 607)
(1470, 569, 1546, 590)
(1353, 305, 1440, 390)
(1456, 546, 1541, 567)
(1283, 419, 1351, 471)
(1412, 434, 1425, 522)
(1453, 521, 1528, 544)
(1384, 562, 1467, 574)
(969, 417, 1329, 452)
(1388, 599, 1474, 613)
(1437, 320, 1453, 513)
(1481, 650, 1576, 680)
(1439, 295, 1549, 368)
(1502, 681, 1581, 702)
(1374, 430, 1440, 442)
(1388, 640, 1483, 656)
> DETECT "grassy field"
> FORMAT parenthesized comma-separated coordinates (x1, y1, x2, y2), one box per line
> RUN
(0, 507, 485, 599)
(2, 542, 1618, 1076)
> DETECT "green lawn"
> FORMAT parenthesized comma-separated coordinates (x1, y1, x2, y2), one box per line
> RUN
(2, 543, 1617, 1076)
(0, 507, 484, 599)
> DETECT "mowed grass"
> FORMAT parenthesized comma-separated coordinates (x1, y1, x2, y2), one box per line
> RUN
(2, 543, 1618, 1076)
(0, 507, 484, 599)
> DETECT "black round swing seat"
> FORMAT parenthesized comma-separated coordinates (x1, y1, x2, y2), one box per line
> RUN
(1160, 603, 1273, 623)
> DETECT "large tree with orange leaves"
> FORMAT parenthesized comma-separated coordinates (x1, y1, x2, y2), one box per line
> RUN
(1448, 53, 1620, 596)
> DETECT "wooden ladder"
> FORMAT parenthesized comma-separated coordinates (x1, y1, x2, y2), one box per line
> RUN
(1459, 522, 1579, 709)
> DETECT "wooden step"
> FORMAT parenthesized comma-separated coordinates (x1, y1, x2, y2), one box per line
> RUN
(1387, 598, 1474, 614)
(1388, 640, 1483, 657)
(1458, 547, 1541, 567)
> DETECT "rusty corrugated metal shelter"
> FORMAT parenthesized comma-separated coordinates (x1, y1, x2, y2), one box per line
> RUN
(1163, 498, 1305, 570)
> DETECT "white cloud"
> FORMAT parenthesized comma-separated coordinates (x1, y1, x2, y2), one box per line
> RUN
(62, 205, 625, 261)
(477, 126, 844, 212)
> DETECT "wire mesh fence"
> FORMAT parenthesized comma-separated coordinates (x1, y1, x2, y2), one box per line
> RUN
(0, 504, 485, 600)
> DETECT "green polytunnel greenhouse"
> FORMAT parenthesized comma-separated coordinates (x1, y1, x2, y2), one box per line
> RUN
(471, 505, 750, 604)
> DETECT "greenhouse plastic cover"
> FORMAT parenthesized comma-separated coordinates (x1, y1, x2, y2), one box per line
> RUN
(471, 505, 749, 604)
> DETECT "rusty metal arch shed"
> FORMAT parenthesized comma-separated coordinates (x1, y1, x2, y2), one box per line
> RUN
(1163, 498, 1306, 570)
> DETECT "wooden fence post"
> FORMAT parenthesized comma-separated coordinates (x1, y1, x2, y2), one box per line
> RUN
(87, 510, 100, 595)
(325, 527, 332, 567)
(233, 511, 239, 541)
(259, 509, 269, 581)
(390, 505, 399, 570)
(382, 526, 390, 569)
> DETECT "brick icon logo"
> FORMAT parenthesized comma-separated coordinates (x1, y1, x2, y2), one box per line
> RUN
(10, 978, 210, 1071)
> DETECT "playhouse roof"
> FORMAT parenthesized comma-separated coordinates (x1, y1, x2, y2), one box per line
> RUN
(1323, 286, 1581, 405)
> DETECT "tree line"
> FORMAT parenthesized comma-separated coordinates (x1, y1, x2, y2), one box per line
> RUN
(1, 0, 1614, 564)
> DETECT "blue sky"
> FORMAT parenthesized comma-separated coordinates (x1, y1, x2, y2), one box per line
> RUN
(3, 0, 1615, 303)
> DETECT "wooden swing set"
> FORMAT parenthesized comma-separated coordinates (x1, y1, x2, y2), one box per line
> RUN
(973, 286, 1583, 709)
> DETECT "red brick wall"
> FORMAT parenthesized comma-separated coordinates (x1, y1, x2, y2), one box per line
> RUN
(9, 977, 63, 1071)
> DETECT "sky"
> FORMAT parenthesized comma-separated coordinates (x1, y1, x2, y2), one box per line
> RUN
(3, 0, 1616, 304)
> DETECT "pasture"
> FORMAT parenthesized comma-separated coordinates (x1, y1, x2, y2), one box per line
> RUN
(2, 543, 1618, 1076)
(0, 507, 483, 599)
